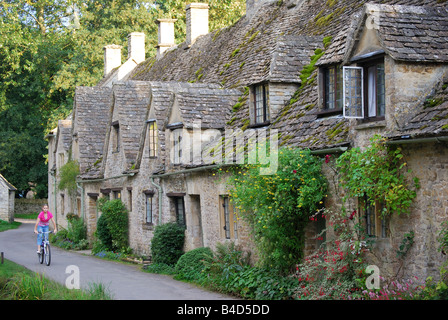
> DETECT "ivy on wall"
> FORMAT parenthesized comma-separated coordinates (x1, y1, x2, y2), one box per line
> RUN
(336, 135, 420, 217)
(226, 147, 327, 274)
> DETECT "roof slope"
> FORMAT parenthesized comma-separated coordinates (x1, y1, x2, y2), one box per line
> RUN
(0, 174, 16, 191)
(127, 0, 446, 151)
(388, 74, 448, 140)
(74, 86, 113, 178)
(319, 3, 448, 66)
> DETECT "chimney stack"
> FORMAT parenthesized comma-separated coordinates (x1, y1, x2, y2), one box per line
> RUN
(186, 3, 209, 46)
(127, 32, 146, 63)
(103, 44, 122, 77)
(156, 19, 177, 58)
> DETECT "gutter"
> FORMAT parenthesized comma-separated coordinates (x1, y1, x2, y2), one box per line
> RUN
(310, 146, 348, 155)
(386, 136, 448, 145)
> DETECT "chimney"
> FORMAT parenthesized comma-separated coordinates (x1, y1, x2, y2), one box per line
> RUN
(186, 3, 209, 46)
(127, 32, 146, 63)
(156, 19, 177, 58)
(103, 44, 122, 77)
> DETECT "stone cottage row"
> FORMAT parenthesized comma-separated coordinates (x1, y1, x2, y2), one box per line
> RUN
(47, 0, 448, 280)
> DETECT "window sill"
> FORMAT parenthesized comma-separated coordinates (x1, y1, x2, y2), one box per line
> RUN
(143, 223, 154, 231)
(248, 121, 270, 129)
(355, 119, 386, 131)
(315, 108, 343, 118)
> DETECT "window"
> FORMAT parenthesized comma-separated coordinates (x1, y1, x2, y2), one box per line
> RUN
(253, 84, 269, 124)
(220, 196, 238, 240)
(112, 121, 120, 152)
(365, 62, 385, 119)
(172, 129, 182, 164)
(145, 194, 153, 224)
(343, 59, 385, 120)
(148, 120, 158, 158)
(174, 197, 185, 226)
(128, 189, 132, 212)
(112, 189, 121, 200)
(360, 195, 389, 238)
(323, 66, 343, 111)
(343, 66, 364, 118)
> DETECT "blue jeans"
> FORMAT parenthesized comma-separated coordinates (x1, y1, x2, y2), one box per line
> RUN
(37, 225, 49, 245)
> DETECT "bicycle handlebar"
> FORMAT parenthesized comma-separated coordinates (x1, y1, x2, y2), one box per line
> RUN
(36, 231, 54, 234)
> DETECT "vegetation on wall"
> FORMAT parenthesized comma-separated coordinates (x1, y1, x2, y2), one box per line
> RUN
(226, 147, 327, 274)
(57, 160, 80, 196)
(336, 135, 420, 217)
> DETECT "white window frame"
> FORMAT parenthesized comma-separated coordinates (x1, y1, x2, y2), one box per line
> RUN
(343, 66, 364, 119)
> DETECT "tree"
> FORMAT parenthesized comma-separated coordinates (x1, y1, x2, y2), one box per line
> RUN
(0, 0, 246, 197)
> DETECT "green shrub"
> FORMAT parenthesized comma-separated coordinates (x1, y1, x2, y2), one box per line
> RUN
(67, 215, 87, 244)
(144, 263, 176, 275)
(150, 222, 185, 266)
(174, 247, 214, 281)
(96, 212, 113, 249)
(198, 242, 296, 299)
(97, 199, 129, 251)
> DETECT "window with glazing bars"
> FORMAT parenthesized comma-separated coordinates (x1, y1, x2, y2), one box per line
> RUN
(254, 84, 269, 124)
(148, 120, 158, 158)
(324, 66, 343, 111)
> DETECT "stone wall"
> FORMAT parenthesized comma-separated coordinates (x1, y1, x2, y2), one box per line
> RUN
(14, 198, 48, 215)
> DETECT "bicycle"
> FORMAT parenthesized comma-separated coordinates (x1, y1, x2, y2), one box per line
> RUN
(37, 231, 53, 266)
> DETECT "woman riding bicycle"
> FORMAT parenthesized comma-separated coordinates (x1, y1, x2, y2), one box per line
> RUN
(34, 204, 57, 254)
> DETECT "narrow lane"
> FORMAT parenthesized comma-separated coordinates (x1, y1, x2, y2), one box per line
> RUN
(0, 221, 234, 300)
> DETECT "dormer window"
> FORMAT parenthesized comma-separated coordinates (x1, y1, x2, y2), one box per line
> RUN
(111, 121, 120, 153)
(343, 56, 385, 120)
(147, 119, 158, 158)
(251, 83, 269, 126)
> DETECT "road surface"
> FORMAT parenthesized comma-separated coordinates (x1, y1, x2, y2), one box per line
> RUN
(0, 220, 234, 300)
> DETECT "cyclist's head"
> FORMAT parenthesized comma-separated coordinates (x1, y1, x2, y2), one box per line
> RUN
(42, 204, 49, 212)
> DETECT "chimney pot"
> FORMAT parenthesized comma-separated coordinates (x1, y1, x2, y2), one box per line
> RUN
(186, 3, 209, 46)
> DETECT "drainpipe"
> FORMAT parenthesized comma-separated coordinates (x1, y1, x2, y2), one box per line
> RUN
(76, 182, 85, 220)
(50, 169, 57, 226)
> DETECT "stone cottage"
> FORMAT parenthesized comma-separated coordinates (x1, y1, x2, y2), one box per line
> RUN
(0, 174, 16, 223)
(47, 0, 448, 281)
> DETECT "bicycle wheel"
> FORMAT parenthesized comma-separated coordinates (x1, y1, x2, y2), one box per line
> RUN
(39, 246, 44, 264)
(44, 243, 51, 266)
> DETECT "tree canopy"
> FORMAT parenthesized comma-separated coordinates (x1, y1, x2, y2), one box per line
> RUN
(0, 0, 246, 197)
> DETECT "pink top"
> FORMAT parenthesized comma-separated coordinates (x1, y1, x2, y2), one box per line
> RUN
(38, 211, 53, 226)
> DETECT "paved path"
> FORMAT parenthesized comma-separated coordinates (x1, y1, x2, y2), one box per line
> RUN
(0, 221, 234, 300)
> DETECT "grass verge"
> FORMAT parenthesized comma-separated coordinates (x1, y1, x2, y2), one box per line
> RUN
(0, 258, 113, 300)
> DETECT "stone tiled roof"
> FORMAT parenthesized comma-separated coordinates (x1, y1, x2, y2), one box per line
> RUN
(268, 36, 324, 83)
(74, 86, 113, 179)
(128, 0, 446, 152)
(377, 5, 448, 63)
(110, 82, 152, 173)
(55, 120, 73, 153)
(388, 75, 448, 140)
(0, 173, 16, 191)
(319, 3, 448, 66)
